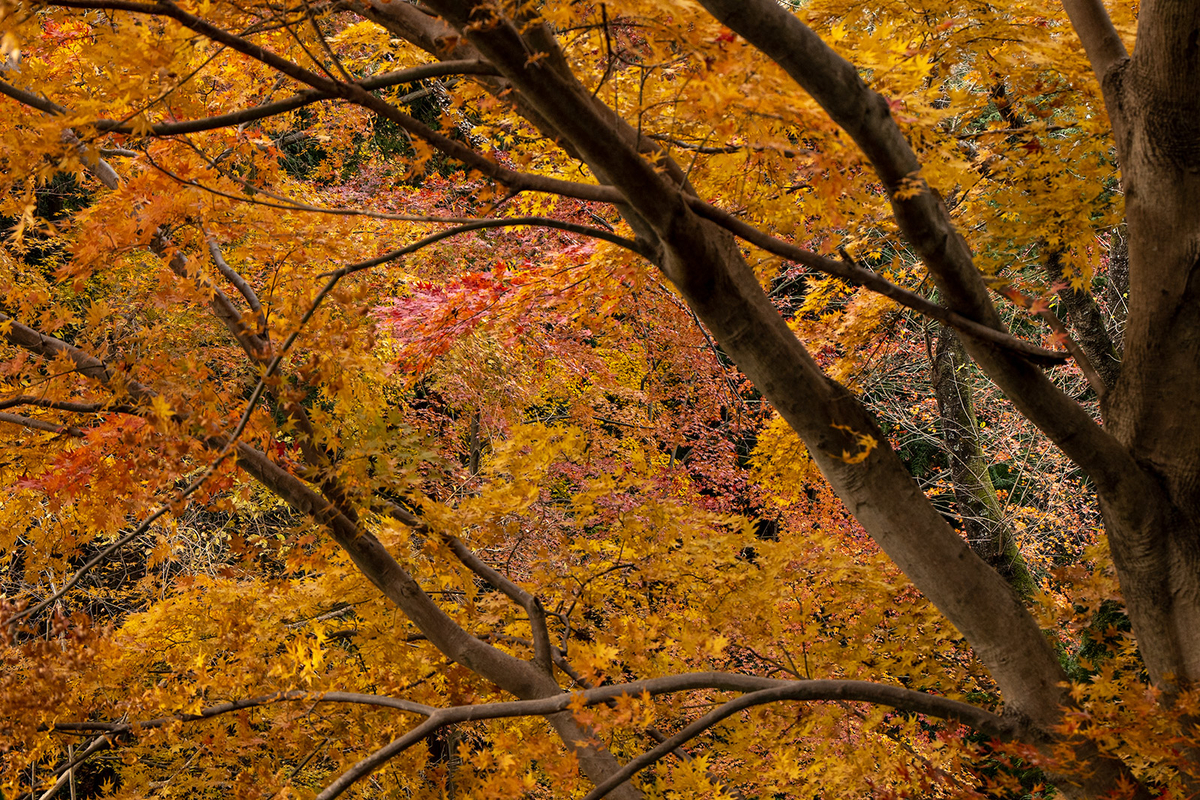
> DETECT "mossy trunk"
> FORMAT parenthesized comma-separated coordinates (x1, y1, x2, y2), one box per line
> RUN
(932, 327, 1035, 596)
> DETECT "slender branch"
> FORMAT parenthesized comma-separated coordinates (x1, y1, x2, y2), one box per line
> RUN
(382, 501, 554, 673)
(205, 233, 267, 334)
(48, 690, 434, 735)
(314, 715, 444, 800)
(0, 78, 66, 114)
(335, 217, 649, 274)
(0, 411, 84, 437)
(313, 671, 1016, 799)
(87, 61, 496, 135)
(35, 736, 111, 800)
(1037, 307, 1107, 396)
(582, 687, 800, 800)
(0, 396, 122, 413)
(138, 147, 649, 257)
(153, 229, 271, 357)
(647, 132, 805, 158)
(682, 196, 1068, 364)
(443, 534, 554, 673)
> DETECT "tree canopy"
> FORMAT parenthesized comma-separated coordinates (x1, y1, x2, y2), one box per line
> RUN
(2, 0, 1198, 798)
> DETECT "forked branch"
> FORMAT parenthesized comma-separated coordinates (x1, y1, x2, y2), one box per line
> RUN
(314, 671, 1016, 800)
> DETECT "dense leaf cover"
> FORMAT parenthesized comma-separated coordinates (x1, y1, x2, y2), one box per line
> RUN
(0, 1, 1196, 799)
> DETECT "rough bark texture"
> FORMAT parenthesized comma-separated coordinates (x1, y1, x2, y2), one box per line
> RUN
(1093, 0, 1200, 692)
(1041, 249, 1122, 391)
(932, 327, 1034, 594)
(11, 0, 1200, 796)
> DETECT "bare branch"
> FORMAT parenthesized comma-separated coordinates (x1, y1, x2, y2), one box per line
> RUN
(381, 501, 555, 673)
(1036, 307, 1107, 397)
(85, 60, 498, 136)
(0, 77, 66, 114)
(443, 535, 554, 673)
(49, 690, 434, 735)
(0, 411, 84, 437)
(205, 233, 267, 335)
(0, 396, 119, 413)
(152, 230, 272, 357)
(336, 217, 649, 274)
(582, 687, 802, 800)
(314, 671, 1016, 799)
(314, 715, 444, 800)
(1059, 0, 1129, 83)
(682, 197, 1069, 364)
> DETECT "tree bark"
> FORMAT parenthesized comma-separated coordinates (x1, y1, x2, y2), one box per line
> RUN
(1040, 249, 1122, 391)
(932, 327, 1034, 594)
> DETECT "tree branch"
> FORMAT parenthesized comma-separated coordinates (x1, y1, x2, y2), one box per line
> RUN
(1059, 0, 1129, 84)
(0, 411, 84, 437)
(377, 501, 555, 674)
(443, 534, 554, 673)
(0, 396, 123, 413)
(682, 196, 1068, 364)
(85, 60, 497, 136)
(48, 690, 435, 736)
(205, 233, 266, 335)
(311, 672, 1014, 800)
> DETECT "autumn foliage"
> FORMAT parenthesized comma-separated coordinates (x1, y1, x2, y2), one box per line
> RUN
(1, 0, 1198, 798)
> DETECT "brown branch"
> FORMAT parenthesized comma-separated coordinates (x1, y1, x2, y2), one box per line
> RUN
(205, 233, 266, 334)
(682, 197, 1069, 364)
(336, 217, 649, 273)
(313, 671, 1016, 800)
(152, 229, 271, 358)
(443, 534, 553, 673)
(314, 716, 444, 800)
(49, 690, 434, 736)
(87, 60, 497, 136)
(582, 687, 798, 800)
(0, 411, 84, 437)
(1059, 0, 1129, 84)
(381, 501, 555, 674)
(1036, 307, 1107, 397)
(0, 396, 124, 413)
(0, 77, 66, 114)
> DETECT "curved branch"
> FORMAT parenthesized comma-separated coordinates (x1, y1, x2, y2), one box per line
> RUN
(443, 534, 554, 673)
(0, 77, 66, 115)
(682, 197, 1068, 364)
(379, 502, 554, 674)
(581, 687, 809, 800)
(85, 60, 498, 136)
(337, 217, 648, 273)
(1059, 0, 1129, 84)
(206, 233, 266, 332)
(314, 715, 444, 800)
(314, 671, 1016, 800)
(695, 2, 1172, 643)
(0, 411, 84, 437)
(48, 690, 435, 736)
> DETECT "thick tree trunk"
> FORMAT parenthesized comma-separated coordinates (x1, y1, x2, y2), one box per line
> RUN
(1083, 0, 1200, 692)
(932, 327, 1034, 595)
